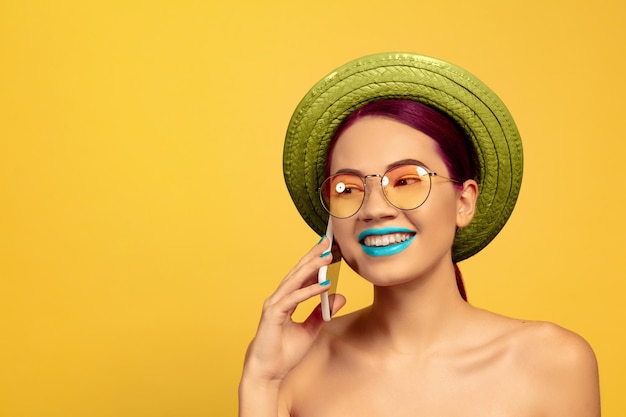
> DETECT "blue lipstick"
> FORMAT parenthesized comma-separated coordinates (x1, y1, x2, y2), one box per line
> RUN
(358, 227, 416, 257)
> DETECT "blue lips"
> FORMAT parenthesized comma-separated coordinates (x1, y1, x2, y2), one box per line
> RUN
(358, 227, 416, 257)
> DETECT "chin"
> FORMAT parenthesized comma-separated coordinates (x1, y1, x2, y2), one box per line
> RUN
(343, 251, 421, 286)
(341, 242, 453, 286)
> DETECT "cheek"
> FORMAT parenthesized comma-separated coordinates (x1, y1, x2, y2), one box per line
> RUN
(418, 196, 460, 239)
(401, 190, 459, 238)
(331, 220, 360, 265)
(331, 220, 352, 249)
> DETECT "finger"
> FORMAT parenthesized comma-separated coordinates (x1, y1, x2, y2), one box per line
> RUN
(264, 237, 333, 315)
(279, 236, 332, 285)
(262, 280, 334, 325)
(270, 248, 332, 302)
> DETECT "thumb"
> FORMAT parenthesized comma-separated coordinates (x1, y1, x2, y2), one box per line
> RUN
(328, 293, 346, 316)
(301, 293, 347, 336)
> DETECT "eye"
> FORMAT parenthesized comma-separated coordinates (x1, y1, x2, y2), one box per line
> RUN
(339, 184, 362, 195)
(393, 175, 422, 187)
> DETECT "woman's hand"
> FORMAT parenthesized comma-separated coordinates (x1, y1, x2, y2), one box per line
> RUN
(241, 237, 346, 384)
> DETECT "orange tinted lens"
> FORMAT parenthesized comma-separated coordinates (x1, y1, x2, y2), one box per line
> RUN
(320, 173, 364, 218)
(383, 165, 431, 209)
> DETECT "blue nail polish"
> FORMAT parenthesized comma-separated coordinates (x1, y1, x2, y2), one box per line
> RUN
(320, 250, 331, 258)
(317, 235, 326, 244)
(320, 279, 331, 286)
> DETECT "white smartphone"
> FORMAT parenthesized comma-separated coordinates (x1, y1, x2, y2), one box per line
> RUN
(318, 220, 340, 321)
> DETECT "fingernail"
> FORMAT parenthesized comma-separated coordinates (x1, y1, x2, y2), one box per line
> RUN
(320, 250, 331, 258)
(320, 279, 331, 286)
(317, 235, 326, 244)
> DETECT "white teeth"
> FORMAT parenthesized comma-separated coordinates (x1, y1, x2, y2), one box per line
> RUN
(363, 233, 413, 247)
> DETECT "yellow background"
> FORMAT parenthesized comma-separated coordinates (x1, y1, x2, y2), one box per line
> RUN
(1, 0, 624, 415)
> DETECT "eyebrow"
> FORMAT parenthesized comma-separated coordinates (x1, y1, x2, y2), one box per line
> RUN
(331, 158, 432, 176)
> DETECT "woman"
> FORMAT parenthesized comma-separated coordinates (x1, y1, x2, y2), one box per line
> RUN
(239, 53, 600, 417)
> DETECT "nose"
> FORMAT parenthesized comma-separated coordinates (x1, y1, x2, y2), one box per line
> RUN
(358, 175, 398, 221)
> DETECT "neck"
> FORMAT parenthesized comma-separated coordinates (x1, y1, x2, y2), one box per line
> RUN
(363, 260, 473, 354)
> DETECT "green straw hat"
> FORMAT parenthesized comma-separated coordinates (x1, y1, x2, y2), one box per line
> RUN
(283, 52, 523, 262)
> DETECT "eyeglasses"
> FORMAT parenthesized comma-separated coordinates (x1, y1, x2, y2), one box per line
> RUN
(319, 164, 460, 218)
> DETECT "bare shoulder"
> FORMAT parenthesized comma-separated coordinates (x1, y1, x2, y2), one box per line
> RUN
(500, 318, 600, 416)
(510, 320, 598, 376)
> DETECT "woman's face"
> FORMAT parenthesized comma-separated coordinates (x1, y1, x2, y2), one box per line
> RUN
(329, 116, 476, 286)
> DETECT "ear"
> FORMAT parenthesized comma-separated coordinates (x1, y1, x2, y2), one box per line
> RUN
(456, 179, 478, 228)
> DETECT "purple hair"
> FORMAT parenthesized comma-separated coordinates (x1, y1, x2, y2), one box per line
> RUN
(327, 99, 478, 301)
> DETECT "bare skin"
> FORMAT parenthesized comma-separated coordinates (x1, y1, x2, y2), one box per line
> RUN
(279, 306, 599, 417)
(240, 117, 600, 417)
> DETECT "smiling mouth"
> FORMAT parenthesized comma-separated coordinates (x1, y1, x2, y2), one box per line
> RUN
(361, 232, 415, 247)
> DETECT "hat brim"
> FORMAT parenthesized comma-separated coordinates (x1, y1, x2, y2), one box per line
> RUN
(283, 52, 523, 262)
